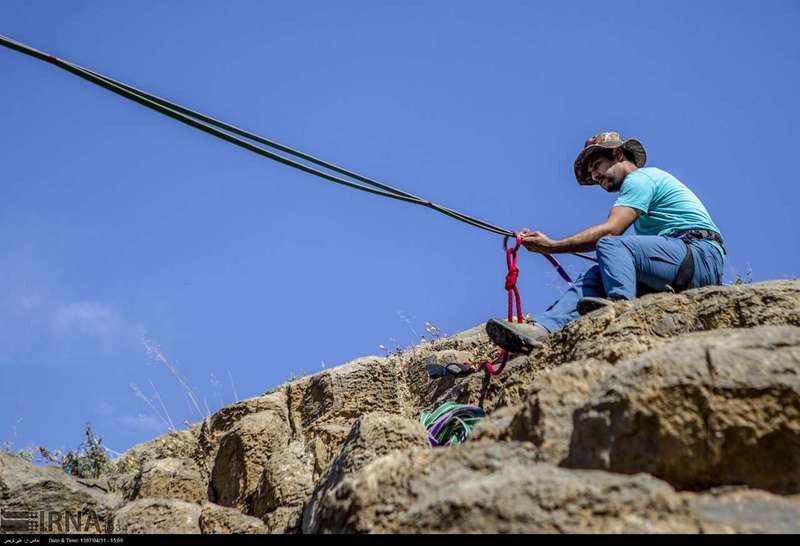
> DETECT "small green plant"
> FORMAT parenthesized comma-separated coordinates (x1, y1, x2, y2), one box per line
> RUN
(732, 263, 753, 285)
(56, 423, 111, 479)
(1, 441, 34, 462)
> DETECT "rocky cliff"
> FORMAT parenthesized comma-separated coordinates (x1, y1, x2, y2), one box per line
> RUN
(2, 280, 799, 534)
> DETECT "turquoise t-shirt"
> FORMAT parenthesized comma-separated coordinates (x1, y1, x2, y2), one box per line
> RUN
(613, 167, 724, 254)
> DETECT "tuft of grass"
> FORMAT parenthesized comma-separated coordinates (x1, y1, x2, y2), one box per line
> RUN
(378, 317, 449, 358)
(423, 321, 447, 342)
(733, 263, 754, 285)
(143, 338, 206, 421)
(131, 338, 242, 434)
(287, 368, 313, 382)
(1, 440, 34, 462)
(34, 423, 112, 479)
(728, 263, 754, 286)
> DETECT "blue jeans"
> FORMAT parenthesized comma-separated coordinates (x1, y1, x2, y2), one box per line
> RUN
(534, 235, 725, 333)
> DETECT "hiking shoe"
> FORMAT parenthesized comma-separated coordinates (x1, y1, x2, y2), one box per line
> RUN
(577, 296, 618, 316)
(485, 319, 549, 354)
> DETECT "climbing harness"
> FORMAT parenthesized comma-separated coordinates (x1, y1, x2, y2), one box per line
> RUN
(1, 34, 596, 376)
(420, 402, 485, 447)
(668, 229, 726, 293)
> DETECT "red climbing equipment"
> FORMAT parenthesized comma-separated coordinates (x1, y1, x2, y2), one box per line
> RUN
(481, 233, 574, 376)
(504, 233, 524, 329)
(481, 233, 524, 375)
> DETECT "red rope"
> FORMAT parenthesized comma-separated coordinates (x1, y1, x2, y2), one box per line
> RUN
(482, 233, 524, 376)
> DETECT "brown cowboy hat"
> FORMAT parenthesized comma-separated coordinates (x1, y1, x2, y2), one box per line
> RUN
(573, 131, 647, 185)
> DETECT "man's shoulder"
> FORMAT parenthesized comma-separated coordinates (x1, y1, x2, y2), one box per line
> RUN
(632, 167, 672, 181)
(621, 167, 658, 191)
(625, 167, 683, 190)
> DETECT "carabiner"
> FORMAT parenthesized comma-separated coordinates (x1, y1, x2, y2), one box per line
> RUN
(503, 232, 522, 252)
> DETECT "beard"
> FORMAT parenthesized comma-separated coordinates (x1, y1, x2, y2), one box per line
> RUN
(602, 176, 624, 192)
(600, 164, 626, 192)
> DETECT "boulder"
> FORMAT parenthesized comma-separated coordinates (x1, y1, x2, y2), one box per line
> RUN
(302, 412, 429, 533)
(311, 442, 800, 534)
(471, 358, 613, 466)
(286, 357, 410, 433)
(113, 498, 200, 534)
(9, 280, 800, 535)
(128, 457, 206, 503)
(477, 281, 800, 413)
(310, 442, 691, 533)
(278, 356, 414, 480)
(197, 390, 289, 474)
(0, 453, 119, 534)
(263, 506, 303, 534)
(564, 326, 800, 493)
(305, 422, 352, 477)
(209, 410, 292, 510)
(106, 471, 138, 498)
(687, 488, 800, 533)
(250, 441, 314, 533)
(111, 425, 201, 476)
(539, 280, 800, 368)
(199, 502, 268, 534)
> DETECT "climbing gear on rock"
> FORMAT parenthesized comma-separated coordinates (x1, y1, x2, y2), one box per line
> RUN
(420, 402, 485, 447)
(485, 319, 549, 354)
(478, 233, 572, 374)
(574, 131, 647, 185)
(503, 234, 524, 331)
(480, 234, 525, 375)
(425, 362, 474, 379)
(424, 232, 564, 381)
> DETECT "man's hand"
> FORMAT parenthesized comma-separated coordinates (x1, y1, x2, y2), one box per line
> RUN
(519, 228, 556, 254)
(516, 207, 638, 254)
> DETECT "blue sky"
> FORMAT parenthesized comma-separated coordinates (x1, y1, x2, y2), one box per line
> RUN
(1, 1, 798, 457)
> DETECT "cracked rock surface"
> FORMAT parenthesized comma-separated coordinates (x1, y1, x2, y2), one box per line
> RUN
(2, 280, 798, 534)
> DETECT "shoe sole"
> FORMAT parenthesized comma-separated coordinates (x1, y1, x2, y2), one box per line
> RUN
(485, 320, 542, 354)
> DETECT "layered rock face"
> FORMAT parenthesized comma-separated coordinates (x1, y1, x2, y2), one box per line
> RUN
(1, 280, 798, 534)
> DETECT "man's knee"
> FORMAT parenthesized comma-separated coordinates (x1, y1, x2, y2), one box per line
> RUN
(573, 264, 603, 288)
(582, 263, 602, 280)
(596, 235, 622, 258)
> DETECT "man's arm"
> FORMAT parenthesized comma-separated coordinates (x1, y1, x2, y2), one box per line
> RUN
(520, 206, 639, 254)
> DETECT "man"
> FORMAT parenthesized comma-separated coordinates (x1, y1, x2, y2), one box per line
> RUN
(486, 131, 725, 354)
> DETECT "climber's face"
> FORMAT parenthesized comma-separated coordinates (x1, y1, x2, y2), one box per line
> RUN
(587, 149, 626, 193)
